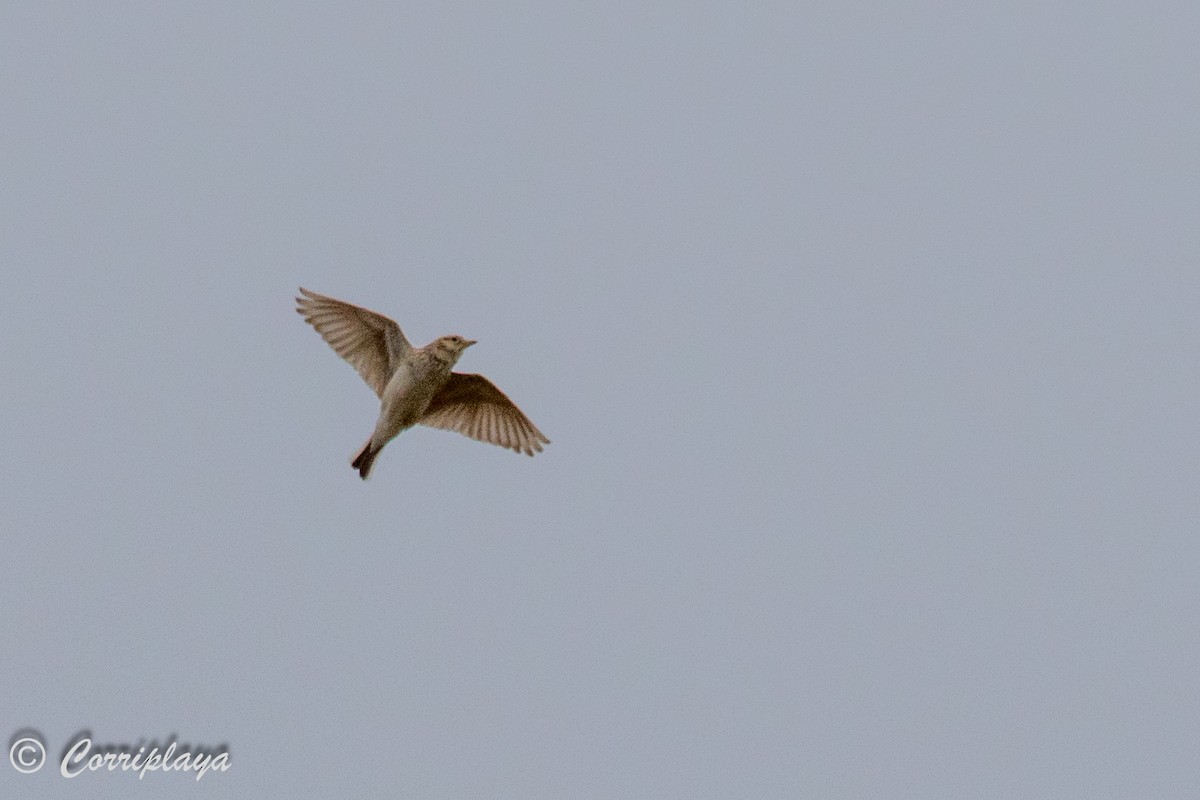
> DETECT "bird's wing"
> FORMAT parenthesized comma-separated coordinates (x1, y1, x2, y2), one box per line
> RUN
(295, 287, 412, 398)
(420, 373, 550, 456)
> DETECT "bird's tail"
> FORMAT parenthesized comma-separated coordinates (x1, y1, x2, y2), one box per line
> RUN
(351, 439, 379, 480)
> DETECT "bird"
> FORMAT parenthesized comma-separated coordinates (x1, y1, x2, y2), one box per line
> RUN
(295, 287, 550, 479)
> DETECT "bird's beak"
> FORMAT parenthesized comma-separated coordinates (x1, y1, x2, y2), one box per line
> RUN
(464, 339, 478, 347)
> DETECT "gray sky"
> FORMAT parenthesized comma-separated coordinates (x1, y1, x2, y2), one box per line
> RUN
(2, 2, 1199, 798)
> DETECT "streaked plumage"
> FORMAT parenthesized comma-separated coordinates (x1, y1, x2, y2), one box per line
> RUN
(296, 287, 550, 478)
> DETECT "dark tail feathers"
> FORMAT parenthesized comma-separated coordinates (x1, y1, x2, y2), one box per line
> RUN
(351, 440, 378, 480)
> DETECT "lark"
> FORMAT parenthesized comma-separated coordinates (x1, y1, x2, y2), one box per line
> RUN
(296, 287, 550, 479)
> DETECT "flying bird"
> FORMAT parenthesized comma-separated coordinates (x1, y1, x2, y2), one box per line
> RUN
(296, 287, 550, 479)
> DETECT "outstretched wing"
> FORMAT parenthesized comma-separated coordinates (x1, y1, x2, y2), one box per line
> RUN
(420, 373, 550, 456)
(295, 287, 412, 398)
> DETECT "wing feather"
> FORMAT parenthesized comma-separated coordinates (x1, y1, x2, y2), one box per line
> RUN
(295, 287, 413, 398)
(420, 373, 550, 456)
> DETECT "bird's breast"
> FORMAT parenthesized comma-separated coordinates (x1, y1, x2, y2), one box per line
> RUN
(379, 360, 447, 428)
(382, 361, 417, 398)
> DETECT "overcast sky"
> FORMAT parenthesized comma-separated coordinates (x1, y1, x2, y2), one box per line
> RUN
(2, 2, 1199, 798)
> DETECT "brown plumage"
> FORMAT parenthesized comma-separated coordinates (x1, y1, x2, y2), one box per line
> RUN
(296, 287, 550, 478)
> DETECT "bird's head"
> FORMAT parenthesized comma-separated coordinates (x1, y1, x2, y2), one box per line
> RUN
(432, 334, 477, 364)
